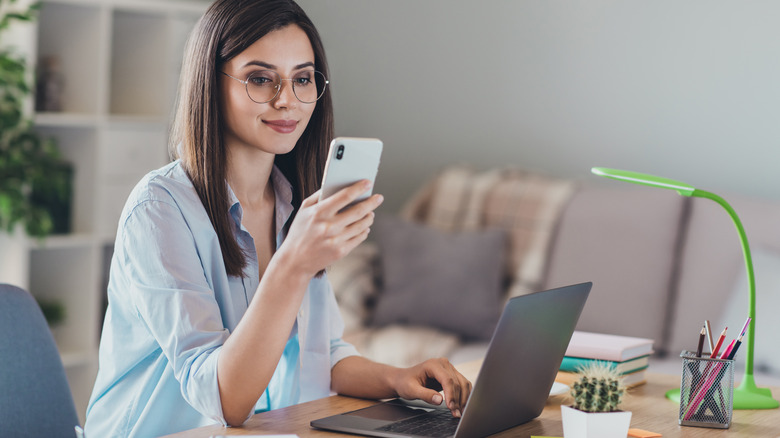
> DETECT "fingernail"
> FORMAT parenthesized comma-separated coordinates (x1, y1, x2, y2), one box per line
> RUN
(432, 394, 443, 405)
(455, 409, 462, 418)
(376, 195, 384, 204)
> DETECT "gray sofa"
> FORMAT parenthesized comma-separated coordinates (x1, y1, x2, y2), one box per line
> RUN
(328, 166, 780, 386)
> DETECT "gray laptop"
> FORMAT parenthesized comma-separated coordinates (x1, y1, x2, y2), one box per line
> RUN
(311, 282, 592, 438)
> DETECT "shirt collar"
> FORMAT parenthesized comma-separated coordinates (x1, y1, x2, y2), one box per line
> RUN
(227, 165, 295, 237)
(271, 165, 295, 236)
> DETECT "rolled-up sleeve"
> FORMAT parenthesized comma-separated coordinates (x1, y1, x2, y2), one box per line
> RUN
(121, 198, 228, 423)
(324, 280, 360, 368)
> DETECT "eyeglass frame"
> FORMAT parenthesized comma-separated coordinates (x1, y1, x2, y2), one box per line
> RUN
(221, 69, 329, 104)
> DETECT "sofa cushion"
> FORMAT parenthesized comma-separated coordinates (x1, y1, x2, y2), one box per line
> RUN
(666, 194, 780, 357)
(544, 185, 686, 353)
(371, 215, 507, 341)
(400, 166, 574, 297)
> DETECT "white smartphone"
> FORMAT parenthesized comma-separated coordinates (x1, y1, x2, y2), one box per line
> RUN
(319, 137, 383, 205)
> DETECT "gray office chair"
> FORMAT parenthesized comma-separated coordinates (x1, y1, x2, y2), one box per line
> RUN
(0, 283, 81, 437)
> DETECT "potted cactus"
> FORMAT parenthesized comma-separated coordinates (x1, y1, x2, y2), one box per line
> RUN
(560, 362, 632, 438)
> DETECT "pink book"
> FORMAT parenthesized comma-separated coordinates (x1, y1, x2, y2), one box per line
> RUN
(565, 331, 654, 362)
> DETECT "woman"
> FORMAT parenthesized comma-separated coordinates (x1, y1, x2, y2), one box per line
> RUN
(84, 1, 471, 436)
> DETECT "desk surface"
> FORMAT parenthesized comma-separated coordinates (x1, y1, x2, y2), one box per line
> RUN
(165, 361, 780, 438)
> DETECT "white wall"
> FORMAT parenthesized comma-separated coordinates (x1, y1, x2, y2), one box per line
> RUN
(298, 0, 780, 212)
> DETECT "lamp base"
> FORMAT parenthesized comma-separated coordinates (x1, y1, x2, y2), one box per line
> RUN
(665, 374, 779, 410)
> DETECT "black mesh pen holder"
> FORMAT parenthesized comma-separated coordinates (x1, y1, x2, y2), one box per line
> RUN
(678, 351, 734, 429)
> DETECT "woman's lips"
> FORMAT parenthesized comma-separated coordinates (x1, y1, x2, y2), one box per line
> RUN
(263, 119, 298, 134)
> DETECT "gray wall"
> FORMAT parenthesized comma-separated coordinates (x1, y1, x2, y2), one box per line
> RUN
(298, 0, 780, 213)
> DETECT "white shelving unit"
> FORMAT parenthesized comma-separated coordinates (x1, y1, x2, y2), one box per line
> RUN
(21, 0, 207, 424)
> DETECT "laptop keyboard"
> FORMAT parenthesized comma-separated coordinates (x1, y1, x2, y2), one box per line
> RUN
(374, 409, 460, 438)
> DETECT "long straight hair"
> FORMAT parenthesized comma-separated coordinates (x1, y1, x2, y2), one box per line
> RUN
(170, 0, 334, 277)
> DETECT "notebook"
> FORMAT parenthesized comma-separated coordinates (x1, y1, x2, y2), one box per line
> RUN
(311, 282, 592, 438)
(564, 331, 654, 362)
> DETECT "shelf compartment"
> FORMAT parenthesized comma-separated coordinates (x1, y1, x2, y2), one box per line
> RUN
(99, 122, 168, 179)
(37, 2, 102, 115)
(109, 9, 169, 117)
(29, 246, 101, 355)
(94, 123, 168, 238)
(35, 126, 98, 235)
(166, 12, 200, 107)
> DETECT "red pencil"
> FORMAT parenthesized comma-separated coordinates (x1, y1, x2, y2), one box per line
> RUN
(710, 327, 727, 358)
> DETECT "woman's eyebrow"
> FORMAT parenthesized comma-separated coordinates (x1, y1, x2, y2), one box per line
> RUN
(294, 62, 315, 70)
(241, 60, 315, 70)
(242, 60, 275, 69)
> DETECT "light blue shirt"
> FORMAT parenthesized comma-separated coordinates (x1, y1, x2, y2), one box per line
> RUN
(85, 160, 359, 437)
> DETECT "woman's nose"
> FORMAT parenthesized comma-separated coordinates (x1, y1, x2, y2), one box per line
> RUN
(272, 80, 297, 109)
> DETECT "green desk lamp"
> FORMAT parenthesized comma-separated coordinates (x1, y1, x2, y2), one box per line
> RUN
(591, 167, 779, 410)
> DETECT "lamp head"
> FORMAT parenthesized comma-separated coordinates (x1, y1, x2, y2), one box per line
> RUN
(591, 167, 696, 197)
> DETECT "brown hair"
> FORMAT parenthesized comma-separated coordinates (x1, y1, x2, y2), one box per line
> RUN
(170, 0, 333, 277)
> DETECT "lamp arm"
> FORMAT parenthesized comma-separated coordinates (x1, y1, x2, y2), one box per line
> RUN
(690, 189, 755, 376)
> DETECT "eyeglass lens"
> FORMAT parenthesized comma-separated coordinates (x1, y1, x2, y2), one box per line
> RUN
(245, 70, 327, 104)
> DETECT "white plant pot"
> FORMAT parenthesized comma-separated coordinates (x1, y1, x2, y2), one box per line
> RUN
(561, 405, 632, 438)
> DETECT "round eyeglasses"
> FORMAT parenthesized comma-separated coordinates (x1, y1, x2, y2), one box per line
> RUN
(222, 69, 328, 104)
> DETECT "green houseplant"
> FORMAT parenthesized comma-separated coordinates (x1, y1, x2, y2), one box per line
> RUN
(0, 0, 71, 238)
(561, 362, 632, 438)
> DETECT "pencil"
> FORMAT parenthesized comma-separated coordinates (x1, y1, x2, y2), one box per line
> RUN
(728, 335, 744, 360)
(704, 320, 714, 352)
(710, 327, 727, 358)
(695, 326, 706, 357)
(720, 339, 735, 360)
(738, 316, 752, 338)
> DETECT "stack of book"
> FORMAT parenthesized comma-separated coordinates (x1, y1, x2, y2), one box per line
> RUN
(558, 331, 654, 388)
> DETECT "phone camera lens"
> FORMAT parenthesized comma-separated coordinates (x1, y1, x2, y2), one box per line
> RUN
(336, 145, 345, 160)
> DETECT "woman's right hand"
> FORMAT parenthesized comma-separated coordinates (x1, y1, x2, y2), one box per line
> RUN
(276, 179, 383, 278)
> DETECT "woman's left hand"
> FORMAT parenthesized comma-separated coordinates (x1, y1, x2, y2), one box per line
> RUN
(392, 358, 472, 418)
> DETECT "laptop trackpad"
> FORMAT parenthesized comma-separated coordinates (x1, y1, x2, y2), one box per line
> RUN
(348, 401, 433, 421)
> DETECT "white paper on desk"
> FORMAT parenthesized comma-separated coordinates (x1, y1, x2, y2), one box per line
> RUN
(211, 435, 299, 438)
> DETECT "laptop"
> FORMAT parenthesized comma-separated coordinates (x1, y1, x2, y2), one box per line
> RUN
(311, 282, 592, 438)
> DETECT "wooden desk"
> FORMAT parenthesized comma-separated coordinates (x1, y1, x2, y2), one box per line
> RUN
(165, 362, 780, 437)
